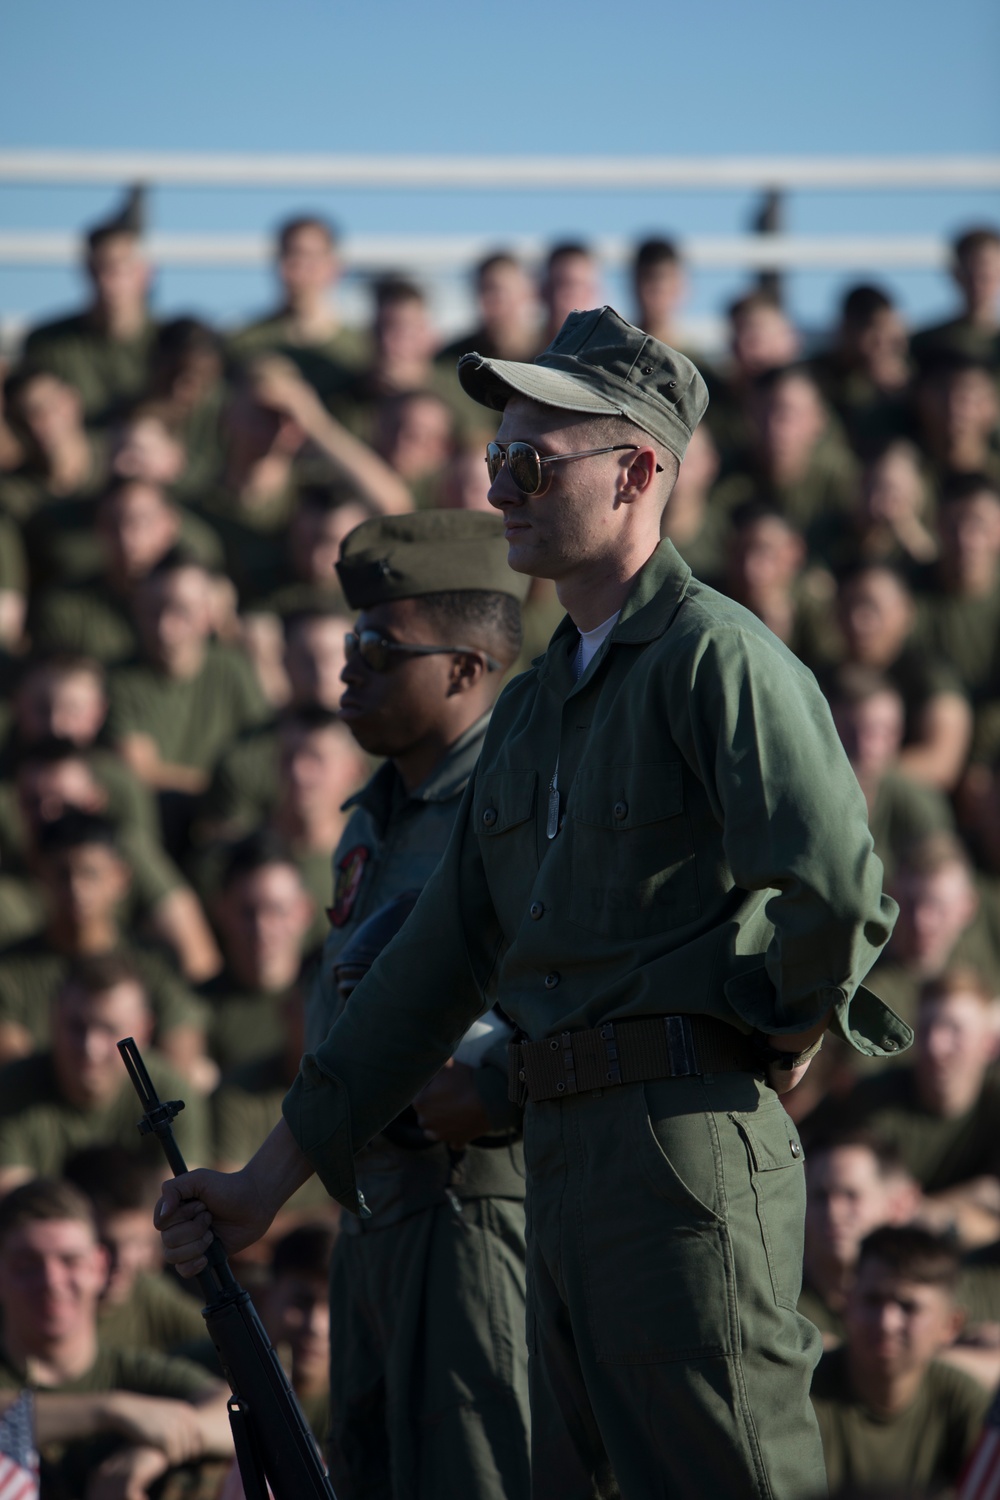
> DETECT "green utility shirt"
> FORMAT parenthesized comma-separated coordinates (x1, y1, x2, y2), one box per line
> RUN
(211, 1051, 337, 1215)
(285, 540, 903, 1216)
(915, 587, 1000, 701)
(867, 770, 954, 885)
(0, 1340, 218, 1500)
(843, 1064, 1000, 1193)
(197, 968, 298, 1076)
(0, 1049, 210, 1176)
(108, 643, 269, 774)
(0, 936, 206, 1051)
(22, 312, 160, 428)
(305, 715, 525, 1231)
(99, 1271, 208, 1355)
(810, 1345, 988, 1497)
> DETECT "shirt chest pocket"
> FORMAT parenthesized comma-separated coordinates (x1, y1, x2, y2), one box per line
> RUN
(475, 771, 539, 925)
(565, 762, 700, 939)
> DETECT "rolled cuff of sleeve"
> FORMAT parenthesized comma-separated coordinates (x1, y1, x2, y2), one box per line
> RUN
(282, 1054, 367, 1218)
(724, 967, 913, 1059)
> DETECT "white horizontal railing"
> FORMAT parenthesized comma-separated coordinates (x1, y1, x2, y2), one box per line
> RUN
(0, 151, 998, 191)
(0, 231, 953, 272)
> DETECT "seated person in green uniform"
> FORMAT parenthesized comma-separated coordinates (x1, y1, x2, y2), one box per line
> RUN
(828, 667, 954, 884)
(810, 1225, 989, 1498)
(372, 389, 457, 510)
(108, 551, 270, 846)
(844, 968, 1000, 1249)
(0, 810, 210, 1085)
(257, 482, 373, 619)
(808, 282, 912, 453)
(822, 435, 939, 577)
(715, 364, 861, 559)
(147, 317, 228, 499)
(538, 241, 602, 347)
(198, 605, 354, 838)
(194, 357, 410, 606)
(700, 286, 801, 460)
(913, 352, 1000, 491)
(31, 476, 226, 668)
(631, 236, 688, 351)
(6, 735, 221, 985)
(801, 1129, 918, 1345)
(0, 1177, 232, 1499)
(912, 225, 1000, 373)
(867, 835, 998, 1033)
(436, 251, 539, 367)
(258, 1223, 336, 1449)
(228, 214, 369, 385)
(194, 709, 367, 958)
(832, 562, 972, 791)
(914, 472, 1000, 702)
(19, 212, 158, 430)
(0, 955, 210, 1195)
(716, 499, 838, 667)
(200, 834, 316, 1075)
(1, 370, 108, 589)
(211, 984, 336, 1227)
(658, 420, 728, 582)
(64, 1146, 207, 1356)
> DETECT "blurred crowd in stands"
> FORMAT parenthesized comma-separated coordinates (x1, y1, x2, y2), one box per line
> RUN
(0, 199, 1000, 1496)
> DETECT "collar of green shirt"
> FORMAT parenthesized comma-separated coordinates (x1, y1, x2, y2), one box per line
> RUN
(342, 712, 491, 830)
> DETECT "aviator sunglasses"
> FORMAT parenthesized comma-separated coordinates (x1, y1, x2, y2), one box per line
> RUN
(345, 629, 502, 674)
(486, 440, 663, 497)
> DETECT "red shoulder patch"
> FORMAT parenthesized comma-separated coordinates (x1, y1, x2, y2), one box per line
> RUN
(326, 845, 370, 929)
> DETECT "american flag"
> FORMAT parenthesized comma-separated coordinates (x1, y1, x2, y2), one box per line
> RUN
(960, 1384, 1000, 1500)
(0, 1391, 38, 1500)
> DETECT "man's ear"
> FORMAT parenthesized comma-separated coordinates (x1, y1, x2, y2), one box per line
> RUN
(618, 447, 660, 504)
(446, 652, 488, 696)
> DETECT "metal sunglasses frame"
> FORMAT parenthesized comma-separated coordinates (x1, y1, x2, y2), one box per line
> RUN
(485, 440, 663, 495)
(345, 629, 502, 673)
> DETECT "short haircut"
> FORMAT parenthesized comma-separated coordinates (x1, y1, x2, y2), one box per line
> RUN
(475, 251, 521, 282)
(826, 665, 903, 710)
(374, 275, 425, 311)
(271, 1222, 337, 1281)
(278, 704, 346, 738)
(940, 471, 1000, 508)
(857, 1225, 960, 1292)
(729, 498, 801, 536)
(805, 1127, 906, 1178)
(918, 350, 995, 386)
(283, 604, 352, 641)
(0, 1178, 97, 1246)
(297, 481, 373, 519)
(37, 810, 121, 858)
(753, 362, 822, 400)
(118, 401, 186, 440)
(154, 317, 223, 364)
(86, 223, 138, 256)
(545, 241, 592, 273)
(897, 831, 974, 882)
(634, 237, 681, 274)
(99, 476, 177, 516)
(835, 559, 913, 599)
(145, 545, 210, 585)
(414, 589, 523, 670)
(840, 283, 894, 326)
(221, 830, 299, 890)
(728, 287, 783, 323)
(919, 965, 996, 1009)
(277, 215, 338, 254)
(57, 952, 148, 1007)
(64, 1145, 160, 1216)
(953, 225, 1000, 263)
(16, 651, 106, 695)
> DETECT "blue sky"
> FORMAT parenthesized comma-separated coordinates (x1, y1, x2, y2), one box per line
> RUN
(2, 0, 999, 339)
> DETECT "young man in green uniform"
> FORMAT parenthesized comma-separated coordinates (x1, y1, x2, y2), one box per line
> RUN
(157, 309, 903, 1499)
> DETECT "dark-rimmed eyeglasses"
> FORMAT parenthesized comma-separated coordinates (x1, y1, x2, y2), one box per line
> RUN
(485, 440, 663, 497)
(344, 629, 501, 674)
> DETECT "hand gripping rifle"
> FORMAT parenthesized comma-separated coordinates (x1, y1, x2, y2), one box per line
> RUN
(118, 1036, 338, 1500)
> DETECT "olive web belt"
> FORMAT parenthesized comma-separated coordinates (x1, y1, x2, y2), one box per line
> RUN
(508, 1014, 759, 1105)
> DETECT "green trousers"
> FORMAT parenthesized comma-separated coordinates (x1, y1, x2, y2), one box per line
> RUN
(326, 1196, 530, 1500)
(523, 1073, 827, 1500)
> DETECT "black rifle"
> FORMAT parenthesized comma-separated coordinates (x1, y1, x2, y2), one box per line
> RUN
(118, 1036, 338, 1500)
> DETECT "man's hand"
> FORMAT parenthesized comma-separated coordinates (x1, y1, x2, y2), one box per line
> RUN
(104, 1394, 204, 1466)
(413, 1059, 493, 1147)
(86, 1444, 170, 1500)
(154, 1167, 274, 1277)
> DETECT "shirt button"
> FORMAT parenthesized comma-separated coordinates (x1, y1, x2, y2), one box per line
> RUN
(530, 901, 545, 920)
(544, 972, 561, 990)
(482, 807, 498, 828)
(613, 800, 628, 820)
(882, 1037, 899, 1052)
(790, 1141, 803, 1159)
